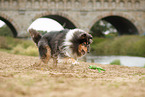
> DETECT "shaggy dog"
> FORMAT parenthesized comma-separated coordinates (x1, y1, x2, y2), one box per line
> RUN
(29, 28, 92, 67)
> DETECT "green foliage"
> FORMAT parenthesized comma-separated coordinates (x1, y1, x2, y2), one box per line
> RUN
(12, 45, 38, 56)
(105, 32, 118, 38)
(1, 35, 145, 57)
(0, 36, 38, 56)
(0, 25, 13, 37)
(91, 37, 106, 53)
(110, 59, 121, 65)
(91, 35, 145, 57)
(0, 36, 11, 49)
(90, 21, 105, 37)
(90, 20, 118, 37)
(37, 30, 47, 35)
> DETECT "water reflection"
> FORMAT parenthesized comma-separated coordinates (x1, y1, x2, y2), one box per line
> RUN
(83, 56, 145, 67)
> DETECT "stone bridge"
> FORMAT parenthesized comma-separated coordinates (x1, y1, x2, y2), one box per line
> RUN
(0, 0, 145, 37)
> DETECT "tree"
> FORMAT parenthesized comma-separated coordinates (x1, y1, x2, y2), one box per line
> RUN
(37, 30, 47, 35)
(90, 20, 118, 38)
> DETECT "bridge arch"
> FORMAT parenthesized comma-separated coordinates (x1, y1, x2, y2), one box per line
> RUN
(32, 12, 80, 29)
(0, 13, 18, 37)
(89, 13, 139, 35)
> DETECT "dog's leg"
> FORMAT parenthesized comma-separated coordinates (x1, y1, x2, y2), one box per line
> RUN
(70, 57, 79, 69)
(39, 45, 51, 64)
(52, 41, 59, 68)
(53, 57, 58, 68)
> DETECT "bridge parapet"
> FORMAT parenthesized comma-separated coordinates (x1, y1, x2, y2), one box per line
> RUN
(0, 0, 145, 37)
(0, 0, 144, 11)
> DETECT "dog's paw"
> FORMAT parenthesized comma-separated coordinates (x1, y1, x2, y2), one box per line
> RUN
(58, 58, 79, 65)
(72, 60, 79, 65)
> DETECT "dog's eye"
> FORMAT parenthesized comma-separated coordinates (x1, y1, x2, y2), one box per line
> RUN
(82, 43, 88, 47)
(82, 43, 85, 45)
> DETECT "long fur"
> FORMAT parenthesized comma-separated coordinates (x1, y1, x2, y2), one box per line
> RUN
(29, 28, 92, 66)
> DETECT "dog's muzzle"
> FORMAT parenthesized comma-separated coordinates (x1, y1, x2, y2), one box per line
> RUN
(87, 46, 90, 53)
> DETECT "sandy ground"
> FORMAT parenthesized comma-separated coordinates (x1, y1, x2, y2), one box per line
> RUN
(0, 51, 145, 97)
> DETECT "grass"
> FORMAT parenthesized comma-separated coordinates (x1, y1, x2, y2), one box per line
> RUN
(91, 35, 145, 57)
(0, 36, 38, 56)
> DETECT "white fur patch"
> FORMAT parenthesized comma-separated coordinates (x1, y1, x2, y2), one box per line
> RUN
(65, 29, 86, 44)
(62, 29, 86, 59)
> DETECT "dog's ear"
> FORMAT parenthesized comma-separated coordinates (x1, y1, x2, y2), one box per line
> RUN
(88, 33, 93, 39)
(80, 33, 87, 39)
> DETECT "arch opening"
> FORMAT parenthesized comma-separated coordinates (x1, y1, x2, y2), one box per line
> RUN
(102, 16, 138, 35)
(28, 18, 64, 33)
(90, 15, 138, 37)
(42, 15, 76, 29)
(0, 17, 17, 37)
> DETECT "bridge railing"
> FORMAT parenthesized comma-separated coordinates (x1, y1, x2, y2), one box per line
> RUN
(0, 0, 144, 11)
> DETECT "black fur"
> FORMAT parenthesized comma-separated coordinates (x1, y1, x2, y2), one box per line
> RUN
(41, 29, 68, 57)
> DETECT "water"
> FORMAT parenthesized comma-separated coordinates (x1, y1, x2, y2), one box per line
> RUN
(84, 55, 145, 67)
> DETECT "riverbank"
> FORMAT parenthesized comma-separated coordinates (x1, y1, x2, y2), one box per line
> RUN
(84, 55, 145, 67)
(0, 35, 145, 57)
(0, 51, 145, 97)
(91, 35, 145, 57)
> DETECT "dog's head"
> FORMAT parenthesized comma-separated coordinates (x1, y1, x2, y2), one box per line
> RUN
(77, 31, 93, 56)
(64, 29, 93, 59)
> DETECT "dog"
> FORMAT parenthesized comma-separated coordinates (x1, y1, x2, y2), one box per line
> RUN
(29, 28, 93, 67)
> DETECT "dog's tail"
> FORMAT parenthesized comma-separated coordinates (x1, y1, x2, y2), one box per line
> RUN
(29, 28, 42, 45)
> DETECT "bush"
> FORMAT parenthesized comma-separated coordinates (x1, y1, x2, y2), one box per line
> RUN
(110, 59, 121, 65)
(0, 37, 11, 49)
(1, 35, 145, 57)
(12, 44, 25, 54)
(91, 35, 145, 57)
(0, 36, 38, 56)
(24, 46, 38, 56)
(0, 25, 13, 37)
(11, 44, 38, 56)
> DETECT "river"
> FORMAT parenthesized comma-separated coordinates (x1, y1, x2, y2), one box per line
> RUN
(82, 55, 145, 67)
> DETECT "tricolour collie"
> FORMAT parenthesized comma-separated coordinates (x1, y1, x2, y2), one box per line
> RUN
(29, 28, 93, 66)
